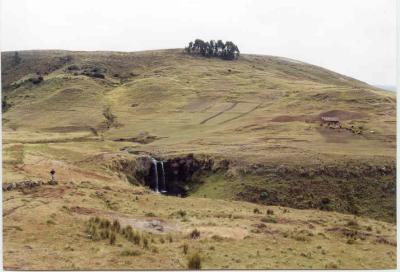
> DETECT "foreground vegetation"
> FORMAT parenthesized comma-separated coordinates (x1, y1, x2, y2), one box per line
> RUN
(3, 181, 396, 269)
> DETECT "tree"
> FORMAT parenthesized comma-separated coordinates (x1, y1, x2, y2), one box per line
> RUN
(184, 39, 240, 60)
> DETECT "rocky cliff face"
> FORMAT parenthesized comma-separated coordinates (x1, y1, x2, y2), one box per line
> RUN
(104, 152, 395, 222)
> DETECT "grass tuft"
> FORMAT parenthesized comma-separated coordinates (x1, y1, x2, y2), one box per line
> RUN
(187, 252, 202, 270)
(189, 229, 201, 239)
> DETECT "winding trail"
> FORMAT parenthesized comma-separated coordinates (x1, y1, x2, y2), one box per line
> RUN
(200, 102, 238, 124)
(218, 103, 261, 125)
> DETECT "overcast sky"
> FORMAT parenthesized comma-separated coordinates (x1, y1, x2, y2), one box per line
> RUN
(1, 0, 396, 86)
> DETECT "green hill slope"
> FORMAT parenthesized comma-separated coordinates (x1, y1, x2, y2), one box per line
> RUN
(1, 49, 396, 269)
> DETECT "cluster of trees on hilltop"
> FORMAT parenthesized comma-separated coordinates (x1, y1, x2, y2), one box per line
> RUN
(184, 39, 240, 60)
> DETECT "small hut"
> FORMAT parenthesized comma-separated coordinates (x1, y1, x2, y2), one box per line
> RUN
(320, 116, 341, 128)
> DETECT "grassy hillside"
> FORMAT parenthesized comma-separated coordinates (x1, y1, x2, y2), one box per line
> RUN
(1, 49, 396, 269)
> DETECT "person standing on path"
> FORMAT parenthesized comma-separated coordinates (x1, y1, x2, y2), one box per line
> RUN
(50, 169, 56, 184)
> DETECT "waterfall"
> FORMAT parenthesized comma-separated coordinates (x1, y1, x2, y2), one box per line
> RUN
(152, 158, 159, 193)
(160, 161, 167, 193)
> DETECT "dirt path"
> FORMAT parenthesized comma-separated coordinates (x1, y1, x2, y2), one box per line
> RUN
(200, 102, 238, 124)
(218, 103, 261, 125)
(3, 205, 25, 217)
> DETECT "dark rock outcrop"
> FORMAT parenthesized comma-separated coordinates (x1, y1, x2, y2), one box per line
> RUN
(2, 179, 57, 191)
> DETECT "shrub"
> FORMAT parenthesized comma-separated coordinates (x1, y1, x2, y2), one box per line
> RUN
(142, 236, 149, 249)
(293, 235, 308, 242)
(253, 208, 261, 214)
(211, 235, 224, 242)
(46, 219, 55, 225)
(189, 229, 201, 239)
(168, 234, 173, 243)
(88, 226, 99, 240)
(261, 217, 277, 224)
(100, 219, 111, 229)
(29, 76, 43, 84)
(110, 232, 116, 245)
(266, 209, 274, 215)
(67, 65, 80, 71)
(152, 246, 159, 253)
(325, 262, 338, 269)
(100, 230, 109, 239)
(187, 252, 202, 269)
(2, 96, 11, 113)
(183, 243, 189, 255)
(112, 219, 121, 232)
(319, 198, 332, 211)
(145, 212, 156, 217)
(346, 219, 359, 228)
(102, 106, 117, 129)
(259, 192, 268, 200)
(123, 225, 133, 236)
(177, 210, 187, 217)
(159, 237, 165, 244)
(347, 238, 356, 245)
(133, 231, 141, 245)
(121, 249, 141, 256)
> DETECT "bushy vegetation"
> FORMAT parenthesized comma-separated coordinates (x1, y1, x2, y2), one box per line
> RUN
(253, 208, 261, 214)
(185, 39, 240, 60)
(182, 243, 189, 255)
(121, 249, 142, 256)
(86, 217, 153, 249)
(102, 106, 120, 130)
(189, 229, 201, 239)
(2, 96, 12, 113)
(261, 216, 277, 224)
(28, 75, 43, 84)
(187, 252, 202, 269)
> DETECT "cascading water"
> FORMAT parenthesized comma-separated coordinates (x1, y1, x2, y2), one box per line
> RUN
(152, 158, 159, 193)
(160, 161, 167, 193)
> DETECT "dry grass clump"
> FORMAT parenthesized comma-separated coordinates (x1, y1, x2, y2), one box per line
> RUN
(187, 252, 201, 269)
(86, 217, 153, 249)
(211, 235, 224, 242)
(253, 208, 261, 214)
(121, 249, 141, 256)
(121, 225, 141, 245)
(142, 236, 149, 249)
(109, 232, 116, 245)
(177, 210, 187, 217)
(145, 212, 156, 217)
(189, 229, 201, 239)
(46, 219, 56, 225)
(87, 217, 116, 242)
(347, 238, 356, 244)
(346, 219, 359, 228)
(112, 219, 121, 232)
(182, 243, 189, 255)
(260, 216, 277, 224)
